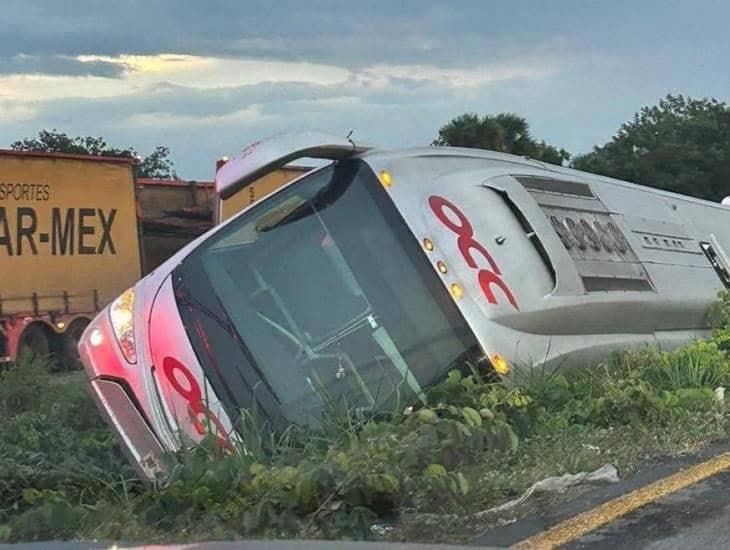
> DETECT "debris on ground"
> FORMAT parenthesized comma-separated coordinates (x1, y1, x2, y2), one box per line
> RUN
(474, 464, 620, 518)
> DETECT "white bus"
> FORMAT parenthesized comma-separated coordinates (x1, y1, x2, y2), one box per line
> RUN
(78, 133, 730, 477)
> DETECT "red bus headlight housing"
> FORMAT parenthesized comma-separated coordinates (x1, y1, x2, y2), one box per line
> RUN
(110, 287, 137, 364)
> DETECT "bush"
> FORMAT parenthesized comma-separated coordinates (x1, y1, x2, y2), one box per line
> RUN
(0, 356, 137, 542)
(0, 354, 52, 418)
(647, 341, 730, 390)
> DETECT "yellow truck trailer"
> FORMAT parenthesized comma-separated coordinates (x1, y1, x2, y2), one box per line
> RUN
(214, 161, 310, 223)
(0, 150, 141, 364)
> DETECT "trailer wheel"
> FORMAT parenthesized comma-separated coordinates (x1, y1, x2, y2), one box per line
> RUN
(17, 323, 51, 360)
(60, 319, 89, 370)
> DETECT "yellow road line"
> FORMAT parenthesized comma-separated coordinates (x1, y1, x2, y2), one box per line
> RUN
(512, 452, 730, 550)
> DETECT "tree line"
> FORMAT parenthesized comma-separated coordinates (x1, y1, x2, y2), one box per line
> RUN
(434, 94, 730, 202)
(10, 94, 730, 200)
(10, 130, 177, 179)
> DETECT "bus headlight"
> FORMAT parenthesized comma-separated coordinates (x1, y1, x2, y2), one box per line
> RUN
(110, 288, 137, 364)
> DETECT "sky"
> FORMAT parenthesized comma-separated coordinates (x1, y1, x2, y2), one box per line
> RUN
(1, 0, 729, 179)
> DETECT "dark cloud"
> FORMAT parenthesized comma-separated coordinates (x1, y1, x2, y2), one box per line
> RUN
(3, 0, 728, 69)
(11, 76, 455, 127)
(0, 0, 603, 66)
(0, 54, 124, 77)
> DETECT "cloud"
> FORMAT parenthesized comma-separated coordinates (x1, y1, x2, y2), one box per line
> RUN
(125, 105, 265, 128)
(0, 100, 36, 124)
(0, 74, 129, 102)
(0, 50, 562, 104)
(76, 53, 352, 88)
(0, 1, 578, 67)
(4, 0, 727, 181)
(0, 54, 125, 77)
(0, 54, 350, 105)
(0, 41, 570, 179)
(354, 60, 559, 90)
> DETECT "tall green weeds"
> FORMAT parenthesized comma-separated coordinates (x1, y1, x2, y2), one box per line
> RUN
(2, 291, 730, 542)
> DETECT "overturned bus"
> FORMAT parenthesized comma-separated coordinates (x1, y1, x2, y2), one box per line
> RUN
(78, 133, 730, 476)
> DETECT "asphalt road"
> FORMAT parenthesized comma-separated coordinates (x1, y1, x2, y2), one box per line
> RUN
(566, 470, 730, 549)
(474, 441, 730, 548)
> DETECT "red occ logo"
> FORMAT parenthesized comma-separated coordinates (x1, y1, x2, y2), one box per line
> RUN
(428, 195, 519, 310)
(162, 357, 233, 451)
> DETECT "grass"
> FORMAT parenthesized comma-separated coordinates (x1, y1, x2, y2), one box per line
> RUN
(2, 290, 730, 543)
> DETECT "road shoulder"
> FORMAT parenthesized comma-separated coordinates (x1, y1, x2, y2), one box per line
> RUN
(473, 438, 730, 548)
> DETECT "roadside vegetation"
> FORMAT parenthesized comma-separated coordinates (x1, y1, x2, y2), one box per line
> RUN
(3, 292, 730, 543)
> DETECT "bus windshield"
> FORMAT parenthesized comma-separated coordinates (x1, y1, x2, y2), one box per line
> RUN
(174, 159, 480, 424)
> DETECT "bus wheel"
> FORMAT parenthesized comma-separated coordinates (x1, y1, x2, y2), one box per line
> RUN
(17, 323, 51, 360)
(60, 319, 90, 370)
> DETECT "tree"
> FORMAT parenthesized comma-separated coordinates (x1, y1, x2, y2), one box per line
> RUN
(137, 146, 177, 180)
(572, 95, 730, 201)
(433, 112, 570, 166)
(11, 130, 177, 179)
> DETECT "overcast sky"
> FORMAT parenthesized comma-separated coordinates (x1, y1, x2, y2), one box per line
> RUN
(1, 0, 729, 179)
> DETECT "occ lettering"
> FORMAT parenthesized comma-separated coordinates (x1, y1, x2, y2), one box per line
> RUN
(428, 195, 519, 310)
(162, 356, 233, 451)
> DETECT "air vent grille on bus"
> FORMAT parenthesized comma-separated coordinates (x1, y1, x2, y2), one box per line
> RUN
(515, 176, 594, 198)
(582, 276, 654, 292)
